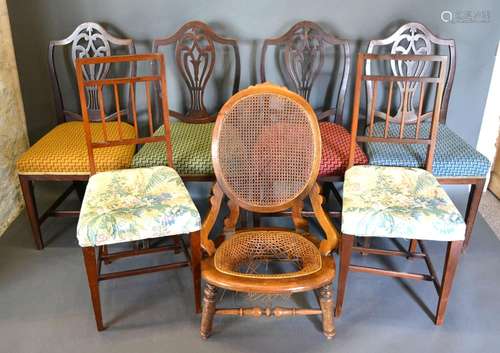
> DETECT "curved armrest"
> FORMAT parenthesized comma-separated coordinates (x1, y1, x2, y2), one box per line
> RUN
(309, 183, 340, 255)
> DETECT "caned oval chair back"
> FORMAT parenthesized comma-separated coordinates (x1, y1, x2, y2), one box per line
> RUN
(212, 83, 322, 213)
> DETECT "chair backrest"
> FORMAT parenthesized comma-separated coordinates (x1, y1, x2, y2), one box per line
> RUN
(366, 22, 455, 123)
(75, 53, 173, 175)
(49, 22, 136, 124)
(348, 53, 448, 172)
(212, 83, 321, 213)
(260, 21, 350, 124)
(152, 21, 240, 123)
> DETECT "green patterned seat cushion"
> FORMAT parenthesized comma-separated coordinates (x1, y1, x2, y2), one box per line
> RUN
(77, 166, 201, 247)
(342, 165, 465, 241)
(132, 122, 214, 176)
(366, 122, 490, 177)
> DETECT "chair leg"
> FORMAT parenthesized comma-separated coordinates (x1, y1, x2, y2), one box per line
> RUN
(190, 231, 202, 314)
(463, 179, 485, 250)
(18, 176, 43, 250)
(408, 239, 418, 258)
(435, 240, 463, 325)
(82, 247, 104, 331)
(200, 283, 217, 339)
(319, 283, 336, 339)
(335, 234, 354, 317)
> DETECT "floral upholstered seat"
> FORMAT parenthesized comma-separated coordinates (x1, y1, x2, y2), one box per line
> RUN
(76, 166, 201, 247)
(341, 165, 465, 241)
(131, 122, 214, 176)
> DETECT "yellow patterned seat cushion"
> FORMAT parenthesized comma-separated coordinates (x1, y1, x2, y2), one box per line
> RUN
(17, 121, 136, 175)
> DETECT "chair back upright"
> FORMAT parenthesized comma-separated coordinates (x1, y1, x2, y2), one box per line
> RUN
(49, 22, 136, 123)
(366, 22, 455, 124)
(75, 53, 173, 175)
(153, 21, 241, 123)
(260, 21, 350, 124)
(349, 53, 448, 172)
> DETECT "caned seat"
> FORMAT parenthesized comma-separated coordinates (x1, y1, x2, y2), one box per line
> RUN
(214, 229, 322, 279)
(342, 165, 465, 241)
(319, 122, 368, 176)
(365, 122, 490, 177)
(131, 122, 214, 176)
(17, 121, 136, 175)
(77, 166, 201, 247)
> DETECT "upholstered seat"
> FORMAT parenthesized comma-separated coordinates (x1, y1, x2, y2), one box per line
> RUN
(131, 122, 214, 176)
(76, 166, 201, 247)
(342, 165, 465, 241)
(365, 122, 490, 177)
(318, 122, 368, 177)
(16, 121, 136, 175)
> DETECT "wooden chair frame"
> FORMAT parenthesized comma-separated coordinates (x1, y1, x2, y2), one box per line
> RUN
(152, 21, 240, 181)
(75, 53, 201, 330)
(335, 53, 464, 325)
(20, 22, 136, 249)
(365, 22, 482, 250)
(198, 83, 340, 339)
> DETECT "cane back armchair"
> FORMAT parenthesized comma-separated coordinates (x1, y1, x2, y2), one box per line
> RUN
(16, 22, 136, 249)
(364, 22, 489, 250)
(335, 53, 465, 325)
(75, 54, 201, 331)
(131, 21, 240, 181)
(198, 83, 340, 339)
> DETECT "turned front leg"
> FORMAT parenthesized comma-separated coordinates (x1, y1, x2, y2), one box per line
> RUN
(200, 284, 217, 339)
(319, 284, 336, 339)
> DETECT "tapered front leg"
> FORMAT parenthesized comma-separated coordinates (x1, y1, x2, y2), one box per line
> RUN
(82, 247, 104, 331)
(335, 234, 354, 317)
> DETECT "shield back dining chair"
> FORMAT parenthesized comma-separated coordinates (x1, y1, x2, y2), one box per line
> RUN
(16, 22, 136, 249)
(198, 83, 340, 339)
(364, 22, 489, 250)
(75, 53, 201, 331)
(131, 21, 240, 181)
(335, 53, 465, 325)
(260, 20, 367, 220)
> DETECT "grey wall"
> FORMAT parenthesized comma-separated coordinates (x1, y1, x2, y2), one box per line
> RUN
(7, 0, 500, 146)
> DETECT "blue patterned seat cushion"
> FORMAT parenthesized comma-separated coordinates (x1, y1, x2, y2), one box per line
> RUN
(365, 122, 490, 177)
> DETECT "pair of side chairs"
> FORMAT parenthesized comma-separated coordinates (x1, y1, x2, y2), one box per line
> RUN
(72, 51, 465, 337)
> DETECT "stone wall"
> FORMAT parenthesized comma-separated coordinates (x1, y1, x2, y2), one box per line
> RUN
(0, 0, 28, 235)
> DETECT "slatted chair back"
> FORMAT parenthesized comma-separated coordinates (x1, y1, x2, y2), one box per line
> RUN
(366, 22, 455, 124)
(49, 22, 136, 123)
(152, 21, 240, 123)
(75, 54, 173, 175)
(260, 21, 350, 124)
(348, 53, 448, 172)
(212, 83, 321, 213)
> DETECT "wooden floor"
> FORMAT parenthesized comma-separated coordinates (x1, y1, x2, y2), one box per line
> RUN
(0, 182, 499, 353)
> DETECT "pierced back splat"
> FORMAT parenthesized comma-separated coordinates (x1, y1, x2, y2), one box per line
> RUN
(153, 21, 241, 123)
(48, 22, 135, 123)
(260, 21, 350, 124)
(366, 22, 456, 123)
(176, 28, 216, 119)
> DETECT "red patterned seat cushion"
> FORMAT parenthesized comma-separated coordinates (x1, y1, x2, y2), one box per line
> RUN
(319, 122, 368, 177)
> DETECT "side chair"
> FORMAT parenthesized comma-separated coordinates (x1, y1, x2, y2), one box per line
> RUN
(364, 22, 490, 250)
(75, 53, 201, 331)
(16, 22, 136, 249)
(198, 83, 340, 339)
(335, 53, 466, 325)
(131, 21, 240, 181)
